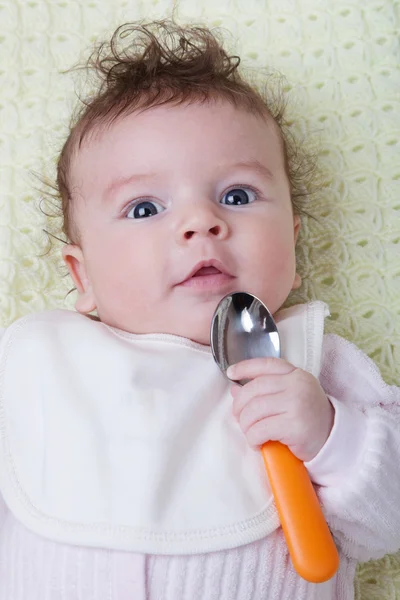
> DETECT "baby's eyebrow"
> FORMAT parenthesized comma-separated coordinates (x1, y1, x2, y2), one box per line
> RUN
(104, 172, 157, 201)
(228, 160, 274, 181)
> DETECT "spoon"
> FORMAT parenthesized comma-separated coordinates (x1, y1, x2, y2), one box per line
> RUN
(210, 292, 339, 583)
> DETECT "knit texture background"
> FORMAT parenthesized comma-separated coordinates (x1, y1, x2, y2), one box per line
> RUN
(0, 1, 399, 597)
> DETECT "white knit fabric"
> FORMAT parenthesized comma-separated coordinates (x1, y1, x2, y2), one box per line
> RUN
(0, 494, 353, 600)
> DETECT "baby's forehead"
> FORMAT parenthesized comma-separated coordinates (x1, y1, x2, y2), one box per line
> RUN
(68, 100, 285, 195)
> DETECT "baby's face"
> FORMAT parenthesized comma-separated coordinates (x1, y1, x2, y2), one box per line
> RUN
(63, 100, 300, 345)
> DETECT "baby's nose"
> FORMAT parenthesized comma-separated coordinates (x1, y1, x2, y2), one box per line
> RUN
(177, 209, 229, 243)
(183, 223, 223, 240)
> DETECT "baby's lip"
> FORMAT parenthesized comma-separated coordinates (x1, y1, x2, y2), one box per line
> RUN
(177, 259, 233, 285)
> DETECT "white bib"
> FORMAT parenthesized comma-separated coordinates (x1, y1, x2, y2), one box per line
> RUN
(0, 301, 328, 554)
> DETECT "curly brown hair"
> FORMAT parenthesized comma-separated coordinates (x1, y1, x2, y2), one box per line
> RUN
(53, 19, 315, 245)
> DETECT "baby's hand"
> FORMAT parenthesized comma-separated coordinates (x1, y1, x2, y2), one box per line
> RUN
(228, 358, 334, 462)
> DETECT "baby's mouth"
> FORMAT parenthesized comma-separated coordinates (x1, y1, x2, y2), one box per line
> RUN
(192, 266, 222, 277)
(178, 263, 235, 291)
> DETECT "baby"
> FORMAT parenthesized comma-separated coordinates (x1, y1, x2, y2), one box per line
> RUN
(0, 20, 399, 600)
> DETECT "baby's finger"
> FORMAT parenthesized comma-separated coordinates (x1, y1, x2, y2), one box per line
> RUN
(246, 414, 288, 448)
(237, 394, 285, 434)
(231, 375, 290, 416)
(227, 357, 295, 383)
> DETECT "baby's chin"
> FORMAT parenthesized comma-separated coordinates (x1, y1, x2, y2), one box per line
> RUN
(186, 330, 212, 347)
(161, 322, 212, 346)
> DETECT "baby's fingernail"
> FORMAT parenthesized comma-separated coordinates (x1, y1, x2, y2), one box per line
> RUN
(226, 365, 236, 379)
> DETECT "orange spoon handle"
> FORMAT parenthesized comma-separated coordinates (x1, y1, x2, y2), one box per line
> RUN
(261, 440, 339, 583)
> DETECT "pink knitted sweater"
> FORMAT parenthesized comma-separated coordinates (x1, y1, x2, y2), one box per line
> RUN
(0, 332, 399, 599)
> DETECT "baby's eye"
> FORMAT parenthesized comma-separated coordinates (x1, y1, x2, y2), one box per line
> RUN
(126, 200, 165, 219)
(220, 187, 257, 206)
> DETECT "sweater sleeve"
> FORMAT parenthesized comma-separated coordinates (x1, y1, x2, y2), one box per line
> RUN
(314, 333, 400, 562)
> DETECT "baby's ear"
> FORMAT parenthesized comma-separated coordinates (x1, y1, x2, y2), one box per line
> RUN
(292, 272, 302, 290)
(62, 245, 97, 314)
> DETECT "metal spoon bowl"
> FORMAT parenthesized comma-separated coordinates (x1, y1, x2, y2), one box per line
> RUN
(211, 292, 280, 383)
(210, 292, 339, 583)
